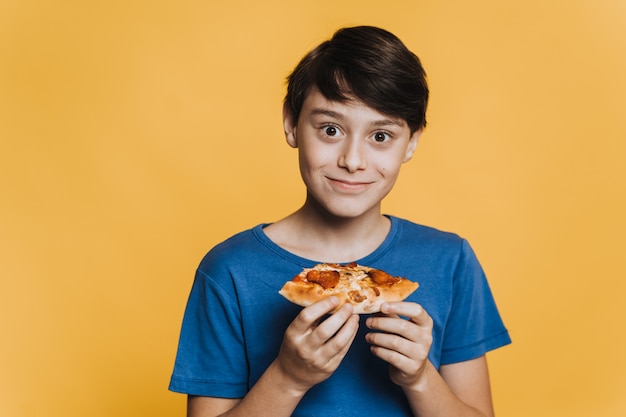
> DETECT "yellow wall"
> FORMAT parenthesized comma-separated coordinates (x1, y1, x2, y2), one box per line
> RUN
(1, 0, 625, 416)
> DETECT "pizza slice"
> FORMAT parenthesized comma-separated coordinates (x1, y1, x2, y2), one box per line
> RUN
(279, 262, 419, 314)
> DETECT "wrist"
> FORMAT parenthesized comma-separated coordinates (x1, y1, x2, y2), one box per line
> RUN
(268, 359, 311, 398)
(400, 361, 436, 394)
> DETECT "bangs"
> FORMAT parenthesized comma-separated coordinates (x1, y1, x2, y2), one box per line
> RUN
(285, 26, 428, 133)
(312, 59, 355, 103)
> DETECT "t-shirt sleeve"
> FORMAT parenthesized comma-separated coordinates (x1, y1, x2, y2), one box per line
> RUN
(439, 239, 511, 365)
(168, 268, 249, 397)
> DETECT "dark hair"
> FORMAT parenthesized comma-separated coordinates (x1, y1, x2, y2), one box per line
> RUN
(285, 26, 429, 133)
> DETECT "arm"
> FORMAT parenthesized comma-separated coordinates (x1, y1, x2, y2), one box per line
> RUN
(366, 302, 495, 417)
(188, 297, 360, 417)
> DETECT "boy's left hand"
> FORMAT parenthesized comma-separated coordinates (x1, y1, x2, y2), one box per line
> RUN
(365, 302, 433, 390)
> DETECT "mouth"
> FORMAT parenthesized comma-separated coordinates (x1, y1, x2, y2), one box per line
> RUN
(326, 177, 374, 191)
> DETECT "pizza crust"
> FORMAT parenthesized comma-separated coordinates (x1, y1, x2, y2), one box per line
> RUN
(279, 263, 419, 314)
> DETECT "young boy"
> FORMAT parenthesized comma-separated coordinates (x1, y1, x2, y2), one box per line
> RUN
(169, 26, 511, 417)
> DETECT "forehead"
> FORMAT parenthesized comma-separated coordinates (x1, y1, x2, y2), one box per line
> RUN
(301, 88, 407, 128)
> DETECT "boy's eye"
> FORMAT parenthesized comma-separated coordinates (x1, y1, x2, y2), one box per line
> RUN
(373, 132, 390, 142)
(323, 126, 339, 136)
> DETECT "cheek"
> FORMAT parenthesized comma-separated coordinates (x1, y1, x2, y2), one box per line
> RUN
(299, 144, 333, 168)
(298, 152, 325, 183)
(299, 152, 318, 172)
(375, 157, 403, 177)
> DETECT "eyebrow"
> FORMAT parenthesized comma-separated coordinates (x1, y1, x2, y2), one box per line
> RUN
(309, 107, 405, 128)
(310, 108, 344, 119)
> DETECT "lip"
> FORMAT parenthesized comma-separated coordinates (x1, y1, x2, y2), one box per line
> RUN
(327, 177, 374, 192)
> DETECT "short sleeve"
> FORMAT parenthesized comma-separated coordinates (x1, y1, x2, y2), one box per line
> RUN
(168, 269, 249, 397)
(439, 240, 511, 365)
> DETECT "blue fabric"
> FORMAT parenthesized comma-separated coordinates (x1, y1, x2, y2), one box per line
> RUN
(169, 216, 511, 416)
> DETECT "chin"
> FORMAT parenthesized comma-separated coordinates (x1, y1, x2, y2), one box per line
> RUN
(305, 189, 384, 221)
(320, 201, 379, 220)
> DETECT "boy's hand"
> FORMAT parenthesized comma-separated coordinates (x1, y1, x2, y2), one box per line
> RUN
(276, 297, 360, 393)
(365, 302, 433, 390)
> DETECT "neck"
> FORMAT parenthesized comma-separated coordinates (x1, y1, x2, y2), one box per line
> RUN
(265, 197, 391, 263)
(299, 198, 385, 236)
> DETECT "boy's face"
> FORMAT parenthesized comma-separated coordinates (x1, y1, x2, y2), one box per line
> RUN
(284, 88, 421, 220)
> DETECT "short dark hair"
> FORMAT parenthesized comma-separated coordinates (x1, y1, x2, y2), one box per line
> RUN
(285, 26, 429, 133)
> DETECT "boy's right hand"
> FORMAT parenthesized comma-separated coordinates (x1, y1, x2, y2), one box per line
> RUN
(275, 296, 359, 394)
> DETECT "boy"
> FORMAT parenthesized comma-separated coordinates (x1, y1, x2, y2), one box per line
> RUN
(169, 26, 511, 417)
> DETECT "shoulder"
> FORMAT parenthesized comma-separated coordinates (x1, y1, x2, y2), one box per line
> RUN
(196, 225, 269, 277)
(206, 226, 264, 255)
(390, 216, 466, 249)
(194, 224, 303, 288)
(379, 216, 480, 278)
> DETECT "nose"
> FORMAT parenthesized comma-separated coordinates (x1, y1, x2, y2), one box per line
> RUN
(338, 138, 367, 172)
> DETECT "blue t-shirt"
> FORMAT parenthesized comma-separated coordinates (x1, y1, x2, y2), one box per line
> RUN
(169, 216, 511, 416)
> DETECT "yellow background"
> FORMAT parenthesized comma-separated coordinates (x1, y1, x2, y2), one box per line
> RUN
(1, 0, 625, 416)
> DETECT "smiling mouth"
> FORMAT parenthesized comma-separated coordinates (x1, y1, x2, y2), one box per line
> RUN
(327, 177, 374, 190)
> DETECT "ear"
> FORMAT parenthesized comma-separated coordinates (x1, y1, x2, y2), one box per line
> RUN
(283, 102, 298, 148)
(402, 129, 422, 163)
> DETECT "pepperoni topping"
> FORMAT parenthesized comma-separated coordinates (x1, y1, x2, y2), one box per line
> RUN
(306, 269, 340, 289)
(367, 269, 401, 285)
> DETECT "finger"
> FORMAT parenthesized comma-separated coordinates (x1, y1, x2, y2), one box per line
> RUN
(321, 314, 360, 356)
(367, 331, 413, 355)
(369, 342, 425, 374)
(367, 330, 431, 367)
(366, 315, 422, 342)
(311, 302, 355, 345)
(291, 297, 340, 331)
(380, 302, 433, 327)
